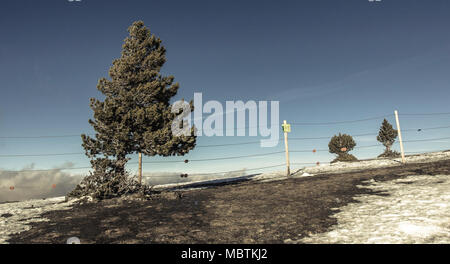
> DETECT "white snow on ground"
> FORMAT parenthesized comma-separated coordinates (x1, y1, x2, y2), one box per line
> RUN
(253, 151, 450, 182)
(0, 197, 78, 244)
(296, 174, 450, 244)
(302, 151, 450, 175)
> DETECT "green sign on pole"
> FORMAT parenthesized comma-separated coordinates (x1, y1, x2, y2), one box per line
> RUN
(282, 123, 291, 133)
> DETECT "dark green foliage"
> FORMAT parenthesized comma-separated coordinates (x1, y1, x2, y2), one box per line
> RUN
(331, 153, 358, 163)
(328, 133, 358, 163)
(68, 158, 154, 200)
(378, 149, 401, 158)
(71, 21, 196, 199)
(377, 119, 399, 158)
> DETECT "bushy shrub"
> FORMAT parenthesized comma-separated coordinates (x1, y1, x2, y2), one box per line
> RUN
(378, 149, 401, 158)
(328, 133, 358, 163)
(332, 153, 358, 163)
(68, 158, 154, 200)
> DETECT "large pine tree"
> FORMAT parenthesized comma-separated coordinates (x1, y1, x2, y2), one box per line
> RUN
(72, 21, 196, 198)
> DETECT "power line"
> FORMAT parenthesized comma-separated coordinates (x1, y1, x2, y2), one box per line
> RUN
(403, 125, 450, 132)
(197, 132, 380, 148)
(0, 152, 84, 158)
(290, 144, 382, 153)
(291, 161, 330, 166)
(4, 164, 289, 185)
(0, 113, 394, 139)
(2, 144, 449, 174)
(290, 132, 378, 141)
(290, 114, 393, 126)
(402, 136, 450, 143)
(196, 140, 262, 148)
(142, 163, 288, 178)
(0, 134, 86, 139)
(130, 151, 285, 164)
(0, 166, 92, 173)
(0, 141, 386, 158)
(0, 152, 286, 172)
(189, 164, 286, 176)
(404, 149, 450, 154)
(0, 126, 447, 158)
(0, 112, 447, 143)
(1, 111, 449, 140)
(401, 112, 450, 116)
(0, 143, 384, 169)
(1, 113, 450, 172)
(0, 132, 382, 157)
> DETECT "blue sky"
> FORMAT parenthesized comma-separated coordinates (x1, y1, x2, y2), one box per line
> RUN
(1, 0, 450, 176)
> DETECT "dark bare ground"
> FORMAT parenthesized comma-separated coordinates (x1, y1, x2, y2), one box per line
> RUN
(7, 159, 450, 244)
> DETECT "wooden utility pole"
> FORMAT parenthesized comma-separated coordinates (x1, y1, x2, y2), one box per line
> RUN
(394, 110, 406, 163)
(282, 120, 291, 177)
(138, 152, 143, 184)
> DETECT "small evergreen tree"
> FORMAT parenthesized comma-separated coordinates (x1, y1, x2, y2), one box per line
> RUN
(328, 133, 357, 163)
(70, 21, 196, 199)
(377, 119, 400, 158)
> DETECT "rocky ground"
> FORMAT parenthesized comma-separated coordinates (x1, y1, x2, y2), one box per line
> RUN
(3, 156, 450, 244)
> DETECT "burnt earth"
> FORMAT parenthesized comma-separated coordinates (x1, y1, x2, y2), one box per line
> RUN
(7, 159, 450, 244)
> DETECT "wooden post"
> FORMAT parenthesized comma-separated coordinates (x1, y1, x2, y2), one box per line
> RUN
(394, 110, 406, 163)
(283, 120, 291, 177)
(138, 152, 143, 184)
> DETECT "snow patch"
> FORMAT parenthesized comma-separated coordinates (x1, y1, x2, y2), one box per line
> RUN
(297, 174, 450, 244)
(0, 197, 77, 244)
(301, 151, 450, 176)
(255, 151, 450, 184)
